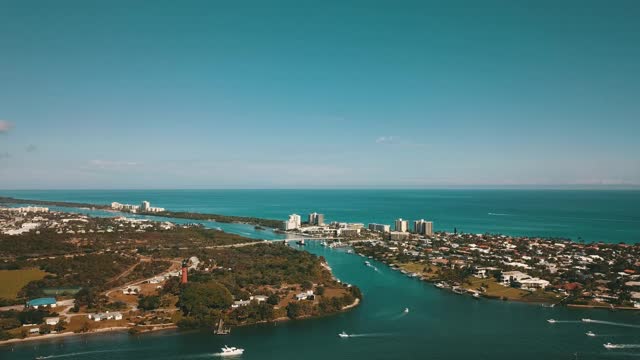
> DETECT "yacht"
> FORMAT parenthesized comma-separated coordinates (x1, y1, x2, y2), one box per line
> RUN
(586, 331, 596, 337)
(603, 343, 617, 349)
(472, 292, 481, 299)
(403, 307, 409, 313)
(364, 261, 372, 267)
(546, 319, 557, 324)
(582, 318, 593, 323)
(338, 331, 350, 338)
(219, 345, 244, 356)
(434, 282, 446, 289)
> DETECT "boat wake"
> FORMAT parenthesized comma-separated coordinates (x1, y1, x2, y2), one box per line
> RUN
(487, 213, 513, 216)
(549, 320, 581, 323)
(347, 333, 392, 338)
(604, 344, 640, 349)
(587, 320, 640, 329)
(36, 349, 143, 359)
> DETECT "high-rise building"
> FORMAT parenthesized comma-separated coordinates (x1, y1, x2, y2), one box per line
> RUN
(368, 223, 391, 233)
(413, 219, 434, 235)
(395, 218, 408, 232)
(283, 214, 301, 230)
(308, 212, 325, 226)
(141, 201, 150, 211)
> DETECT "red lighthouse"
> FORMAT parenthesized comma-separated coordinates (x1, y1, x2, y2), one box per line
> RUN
(181, 259, 188, 284)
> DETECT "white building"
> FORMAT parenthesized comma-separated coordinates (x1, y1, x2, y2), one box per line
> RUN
(394, 218, 408, 232)
(44, 317, 60, 325)
(413, 219, 433, 235)
(88, 312, 123, 321)
(368, 223, 390, 233)
(283, 214, 301, 230)
(141, 201, 150, 211)
(501, 271, 549, 290)
(308, 212, 325, 226)
(0, 206, 49, 213)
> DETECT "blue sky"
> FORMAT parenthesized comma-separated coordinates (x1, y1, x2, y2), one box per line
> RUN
(0, 0, 639, 189)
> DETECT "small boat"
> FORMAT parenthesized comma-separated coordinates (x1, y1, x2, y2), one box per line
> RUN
(547, 319, 557, 324)
(35, 357, 46, 360)
(603, 343, 617, 349)
(338, 331, 350, 338)
(220, 345, 244, 356)
(472, 292, 481, 299)
(582, 318, 592, 323)
(403, 307, 409, 313)
(586, 331, 596, 337)
(364, 261, 372, 267)
(434, 282, 445, 289)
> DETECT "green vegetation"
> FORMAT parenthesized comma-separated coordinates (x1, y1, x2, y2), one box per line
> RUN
(145, 210, 283, 229)
(19, 254, 137, 298)
(0, 269, 48, 300)
(0, 196, 283, 228)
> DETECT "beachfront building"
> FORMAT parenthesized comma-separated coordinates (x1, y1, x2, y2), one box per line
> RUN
(283, 214, 301, 230)
(88, 312, 123, 321)
(308, 212, 325, 226)
(413, 219, 434, 236)
(395, 218, 408, 232)
(112, 201, 164, 213)
(0, 206, 49, 213)
(368, 223, 390, 233)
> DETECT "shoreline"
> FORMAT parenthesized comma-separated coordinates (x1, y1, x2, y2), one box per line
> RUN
(0, 325, 179, 347)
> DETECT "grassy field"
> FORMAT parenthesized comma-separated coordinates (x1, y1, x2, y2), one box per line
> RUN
(462, 277, 559, 303)
(0, 269, 48, 299)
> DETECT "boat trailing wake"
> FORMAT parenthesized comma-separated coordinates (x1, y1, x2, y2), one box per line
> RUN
(347, 333, 392, 338)
(604, 344, 640, 349)
(587, 320, 640, 329)
(36, 349, 144, 359)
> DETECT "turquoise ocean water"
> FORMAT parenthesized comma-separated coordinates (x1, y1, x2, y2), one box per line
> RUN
(1, 189, 639, 242)
(2, 190, 640, 359)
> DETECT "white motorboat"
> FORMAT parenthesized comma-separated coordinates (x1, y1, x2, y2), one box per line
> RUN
(403, 307, 409, 313)
(219, 345, 244, 356)
(547, 319, 557, 323)
(586, 331, 596, 337)
(338, 331, 350, 338)
(582, 318, 592, 323)
(603, 343, 617, 349)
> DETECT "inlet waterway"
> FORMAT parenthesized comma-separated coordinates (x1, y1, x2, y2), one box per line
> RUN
(2, 190, 640, 359)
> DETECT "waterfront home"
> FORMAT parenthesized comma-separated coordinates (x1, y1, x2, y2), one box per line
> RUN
(296, 290, 314, 301)
(44, 317, 60, 325)
(88, 311, 123, 321)
(26, 297, 57, 309)
(500, 271, 531, 285)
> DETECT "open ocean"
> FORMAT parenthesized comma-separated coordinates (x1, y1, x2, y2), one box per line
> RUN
(2, 189, 640, 360)
(1, 189, 638, 243)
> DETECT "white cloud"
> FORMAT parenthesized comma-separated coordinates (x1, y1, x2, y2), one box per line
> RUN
(375, 136, 396, 144)
(0, 120, 12, 133)
(89, 160, 140, 168)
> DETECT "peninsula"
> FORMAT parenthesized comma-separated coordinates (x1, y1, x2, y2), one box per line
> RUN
(0, 207, 361, 344)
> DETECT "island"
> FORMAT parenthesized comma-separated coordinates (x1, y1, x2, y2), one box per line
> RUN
(0, 207, 361, 344)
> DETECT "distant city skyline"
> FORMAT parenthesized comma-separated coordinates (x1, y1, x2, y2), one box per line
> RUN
(1, 0, 639, 189)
